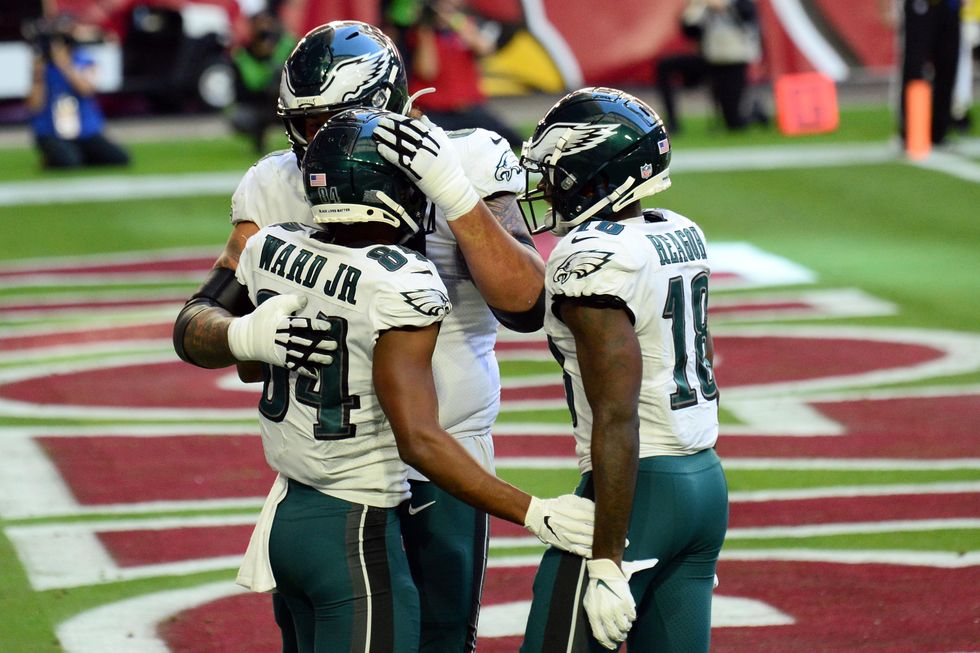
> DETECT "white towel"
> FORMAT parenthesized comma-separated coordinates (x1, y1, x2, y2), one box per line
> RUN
(236, 474, 288, 593)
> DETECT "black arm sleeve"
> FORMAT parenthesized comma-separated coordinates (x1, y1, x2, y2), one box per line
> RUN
(172, 267, 254, 366)
(489, 287, 545, 333)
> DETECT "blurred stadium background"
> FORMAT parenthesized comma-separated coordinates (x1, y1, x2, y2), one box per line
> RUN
(0, 1, 979, 652)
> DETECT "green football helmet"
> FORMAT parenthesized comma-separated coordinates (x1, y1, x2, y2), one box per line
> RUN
(518, 87, 672, 235)
(302, 108, 431, 243)
(279, 21, 409, 158)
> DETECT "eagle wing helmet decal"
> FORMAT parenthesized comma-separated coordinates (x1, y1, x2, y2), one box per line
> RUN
(320, 50, 390, 103)
(553, 250, 614, 284)
(402, 288, 451, 317)
(530, 123, 620, 159)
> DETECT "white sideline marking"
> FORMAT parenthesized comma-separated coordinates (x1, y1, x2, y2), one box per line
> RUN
(0, 436, 79, 519)
(728, 518, 980, 539)
(57, 581, 247, 653)
(6, 514, 259, 590)
(0, 140, 974, 213)
(730, 481, 980, 502)
(719, 548, 980, 568)
(709, 288, 897, 322)
(0, 172, 241, 206)
(911, 150, 980, 183)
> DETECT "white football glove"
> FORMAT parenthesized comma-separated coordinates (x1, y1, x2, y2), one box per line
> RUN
(227, 294, 336, 378)
(523, 495, 595, 558)
(373, 114, 480, 220)
(583, 558, 637, 650)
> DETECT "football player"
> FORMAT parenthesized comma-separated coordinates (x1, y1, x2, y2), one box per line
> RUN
(516, 88, 730, 652)
(230, 109, 593, 652)
(171, 20, 546, 653)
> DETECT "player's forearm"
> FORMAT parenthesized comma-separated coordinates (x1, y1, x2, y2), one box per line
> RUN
(398, 426, 530, 525)
(590, 414, 639, 563)
(448, 202, 545, 311)
(561, 301, 642, 562)
(176, 306, 236, 368)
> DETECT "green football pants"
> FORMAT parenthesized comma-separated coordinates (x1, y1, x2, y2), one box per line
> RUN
(269, 479, 420, 653)
(398, 478, 490, 653)
(522, 448, 729, 653)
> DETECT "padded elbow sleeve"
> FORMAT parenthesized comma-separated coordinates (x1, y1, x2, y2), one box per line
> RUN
(173, 267, 253, 366)
(489, 287, 545, 333)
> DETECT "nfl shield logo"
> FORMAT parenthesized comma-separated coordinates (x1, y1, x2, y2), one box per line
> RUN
(309, 173, 327, 187)
(640, 163, 653, 179)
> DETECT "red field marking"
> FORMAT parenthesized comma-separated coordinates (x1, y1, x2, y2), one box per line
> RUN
(0, 362, 248, 409)
(33, 394, 978, 509)
(1, 336, 951, 412)
(489, 491, 979, 538)
(500, 384, 566, 401)
(494, 339, 549, 353)
(38, 435, 272, 504)
(0, 257, 213, 279)
(493, 435, 575, 458)
(159, 592, 282, 653)
(719, 395, 980, 459)
(0, 323, 173, 352)
(731, 492, 979, 528)
(158, 561, 980, 653)
(99, 525, 253, 567)
(710, 560, 980, 652)
(0, 297, 181, 313)
(712, 336, 941, 386)
(45, 490, 978, 570)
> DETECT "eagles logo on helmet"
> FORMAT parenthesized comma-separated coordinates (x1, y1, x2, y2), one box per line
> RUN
(517, 87, 673, 235)
(278, 21, 409, 160)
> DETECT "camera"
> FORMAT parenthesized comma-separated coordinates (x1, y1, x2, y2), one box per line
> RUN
(22, 16, 76, 60)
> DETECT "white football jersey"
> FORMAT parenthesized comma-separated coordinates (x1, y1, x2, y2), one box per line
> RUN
(544, 210, 720, 473)
(236, 223, 452, 507)
(230, 130, 525, 446)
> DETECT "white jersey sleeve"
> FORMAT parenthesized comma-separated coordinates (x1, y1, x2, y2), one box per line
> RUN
(545, 228, 646, 317)
(450, 128, 525, 198)
(367, 247, 452, 333)
(230, 151, 313, 229)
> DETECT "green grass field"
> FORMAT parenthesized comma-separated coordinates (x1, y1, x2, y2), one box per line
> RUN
(0, 103, 978, 651)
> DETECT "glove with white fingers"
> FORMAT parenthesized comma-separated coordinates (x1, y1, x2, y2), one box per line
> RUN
(583, 558, 636, 650)
(524, 495, 595, 558)
(227, 294, 336, 378)
(373, 114, 480, 220)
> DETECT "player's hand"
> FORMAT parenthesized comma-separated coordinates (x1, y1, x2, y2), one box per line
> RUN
(523, 494, 595, 558)
(373, 114, 480, 220)
(583, 558, 636, 650)
(227, 294, 336, 377)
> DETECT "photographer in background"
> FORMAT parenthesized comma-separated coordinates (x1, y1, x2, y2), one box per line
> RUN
(24, 14, 130, 169)
(401, 0, 523, 147)
(229, 9, 296, 153)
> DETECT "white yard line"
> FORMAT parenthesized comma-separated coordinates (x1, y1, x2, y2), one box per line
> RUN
(0, 141, 976, 209)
